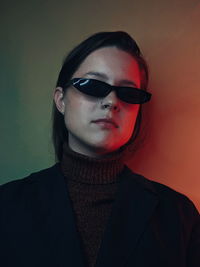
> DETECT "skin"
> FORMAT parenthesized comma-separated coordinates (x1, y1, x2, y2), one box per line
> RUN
(54, 47, 141, 158)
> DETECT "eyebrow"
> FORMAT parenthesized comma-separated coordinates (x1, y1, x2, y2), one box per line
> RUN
(84, 71, 138, 87)
(119, 79, 137, 87)
(84, 71, 108, 80)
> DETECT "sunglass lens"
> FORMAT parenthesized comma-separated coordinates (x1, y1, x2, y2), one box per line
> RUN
(73, 79, 110, 97)
(118, 88, 151, 104)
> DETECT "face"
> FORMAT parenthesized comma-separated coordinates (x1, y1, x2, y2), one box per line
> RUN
(54, 47, 141, 157)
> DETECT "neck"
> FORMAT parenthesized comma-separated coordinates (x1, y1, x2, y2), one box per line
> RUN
(61, 142, 125, 185)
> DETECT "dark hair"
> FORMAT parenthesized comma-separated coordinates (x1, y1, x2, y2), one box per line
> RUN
(52, 31, 149, 161)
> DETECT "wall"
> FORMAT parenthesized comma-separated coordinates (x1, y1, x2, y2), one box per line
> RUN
(1, 0, 200, 211)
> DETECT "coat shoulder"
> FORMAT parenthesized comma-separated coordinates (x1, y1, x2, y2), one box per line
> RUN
(124, 166, 199, 217)
(0, 164, 61, 202)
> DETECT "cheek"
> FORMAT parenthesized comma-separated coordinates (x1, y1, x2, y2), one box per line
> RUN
(121, 105, 140, 137)
(63, 90, 95, 129)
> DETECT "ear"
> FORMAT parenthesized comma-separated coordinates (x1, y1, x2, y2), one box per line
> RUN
(54, 87, 65, 114)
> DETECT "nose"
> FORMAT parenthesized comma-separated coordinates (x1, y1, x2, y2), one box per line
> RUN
(100, 91, 120, 112)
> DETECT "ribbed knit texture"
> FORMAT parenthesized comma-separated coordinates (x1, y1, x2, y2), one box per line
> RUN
(61, 143, 124, 267)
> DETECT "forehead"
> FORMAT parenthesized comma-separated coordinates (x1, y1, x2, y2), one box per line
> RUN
(72, 47, 141, 87)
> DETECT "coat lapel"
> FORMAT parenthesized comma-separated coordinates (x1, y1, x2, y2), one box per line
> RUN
(34, 164, 86, 267)
(95, 166, 159, 267)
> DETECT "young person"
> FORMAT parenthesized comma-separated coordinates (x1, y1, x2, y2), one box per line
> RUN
(0, 31, 199, 267)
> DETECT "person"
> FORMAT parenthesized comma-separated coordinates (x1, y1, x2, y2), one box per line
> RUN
(0, 31, 199, 267)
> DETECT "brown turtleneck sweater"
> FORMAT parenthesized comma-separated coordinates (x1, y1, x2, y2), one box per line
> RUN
(61, 143, 124, 267)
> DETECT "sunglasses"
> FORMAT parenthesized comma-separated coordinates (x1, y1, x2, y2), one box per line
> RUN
(66, 78, 151, 104)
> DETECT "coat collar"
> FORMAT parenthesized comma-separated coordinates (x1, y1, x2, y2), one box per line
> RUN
(30, 164, 159, 267)
(95, 166, 158, 267)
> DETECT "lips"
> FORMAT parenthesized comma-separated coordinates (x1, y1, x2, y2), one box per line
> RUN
(91, 118, 118, 128)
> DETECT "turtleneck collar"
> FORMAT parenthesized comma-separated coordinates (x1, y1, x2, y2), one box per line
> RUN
(60, 143, 125, 185)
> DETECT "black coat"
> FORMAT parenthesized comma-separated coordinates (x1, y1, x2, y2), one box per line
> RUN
(0, 164, 199, 267)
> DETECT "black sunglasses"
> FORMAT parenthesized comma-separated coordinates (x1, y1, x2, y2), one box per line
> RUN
(66, 78, 151, 104)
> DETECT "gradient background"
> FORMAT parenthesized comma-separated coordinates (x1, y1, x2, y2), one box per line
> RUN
(1, 0, 200, 211)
